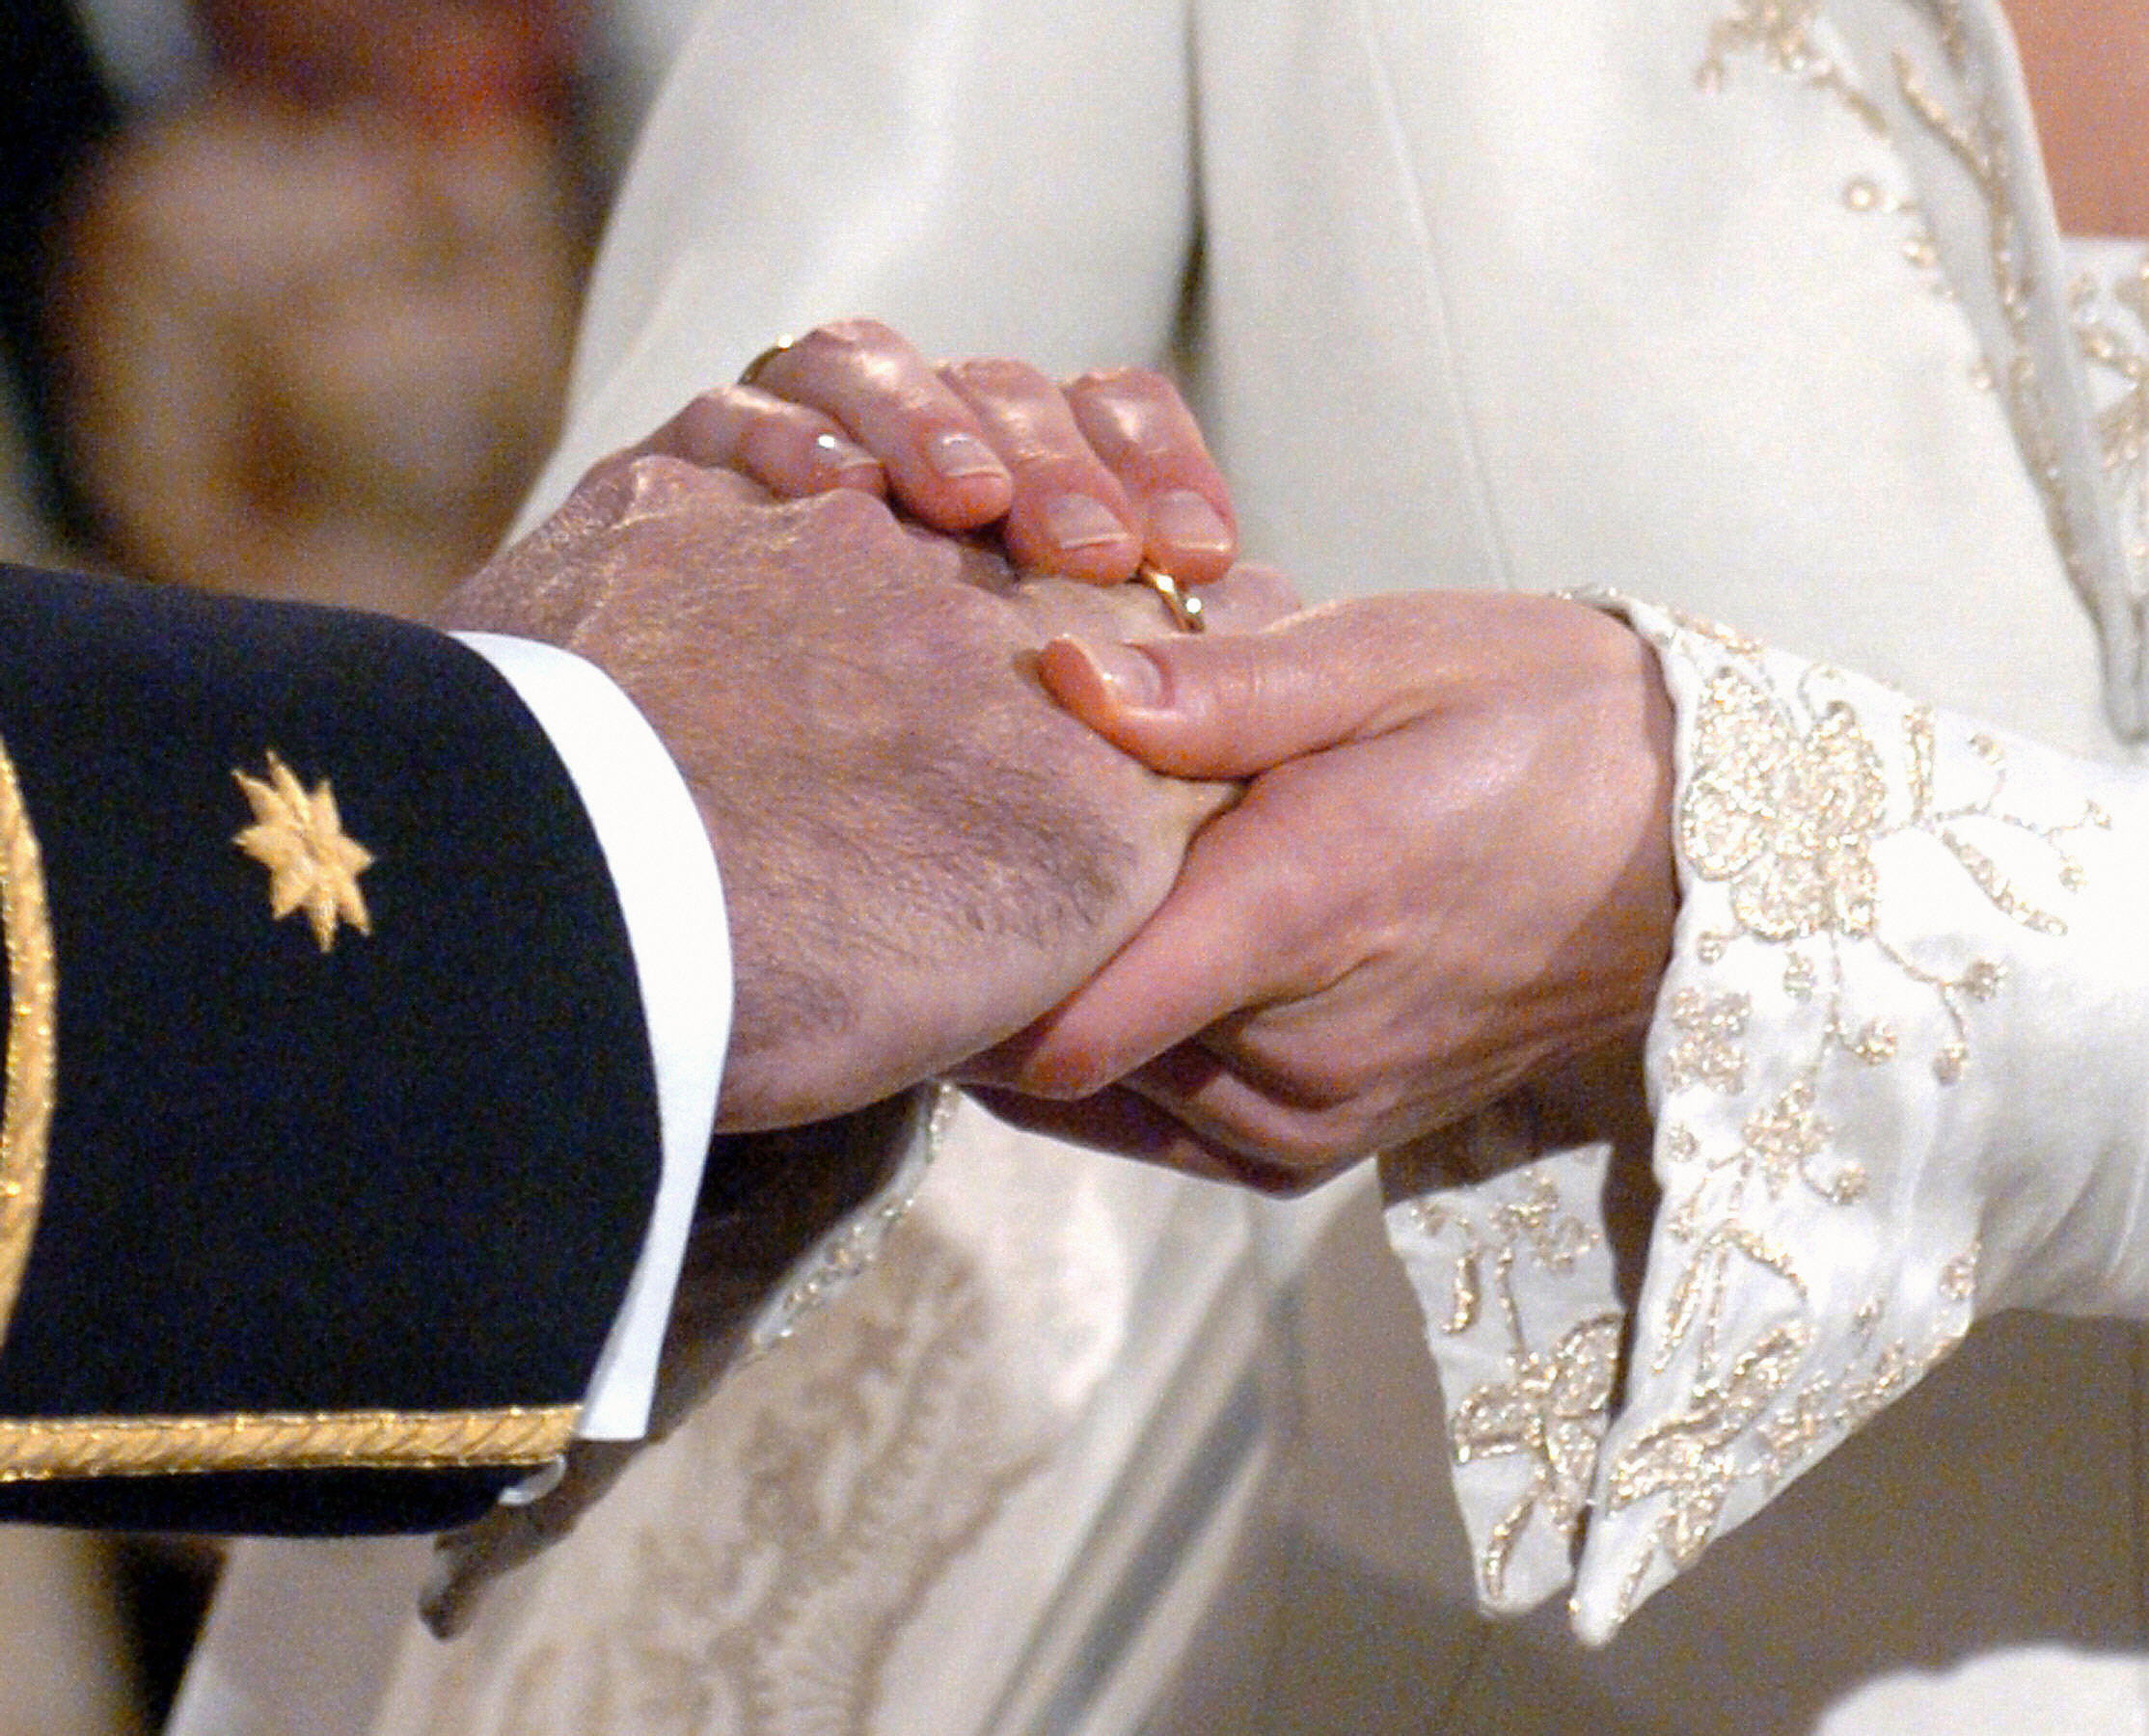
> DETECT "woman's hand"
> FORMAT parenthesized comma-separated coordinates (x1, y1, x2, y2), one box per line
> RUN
(966, 592, 1679, 1193)
(622, 316, 1237, 585)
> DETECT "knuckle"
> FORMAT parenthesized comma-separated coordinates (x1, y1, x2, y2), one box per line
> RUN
(942, 355, 1051, 398)
(796, 481, 893, 538)
(702, 384, 802, 434)
(572, 448, 635, 497)
(1128, 426, 1194, 469)
(783, 317, 903, 379)
(666, 391, 740, 449)
(1269, 1025, 1389, 1105)
(1225, 561, 1301, 618)
(1069, 365, 1172, 401)
(1069, 372, 1190, 458)
(1240, 1105, 1380, 1187)
(620, 450, 696, 493)
(1265, 1121, 1348, 1173)
(1268, 1050, 1365, 1109)
(802, 314, 897, 354)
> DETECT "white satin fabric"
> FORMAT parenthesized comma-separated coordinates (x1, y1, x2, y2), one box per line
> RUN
(179, 0, 2149, 1730)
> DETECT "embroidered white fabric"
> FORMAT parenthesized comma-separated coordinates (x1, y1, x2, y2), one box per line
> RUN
(1384, 592, 2149, 1641)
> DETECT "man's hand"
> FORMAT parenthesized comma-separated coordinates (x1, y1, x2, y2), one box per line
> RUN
(969, 592, 1678, 1191)
(440, 449, 1288, 1128)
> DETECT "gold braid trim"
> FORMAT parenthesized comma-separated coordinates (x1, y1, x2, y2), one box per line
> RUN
(0, 733, 54, 1353)
(0, 1403, 579, 1481)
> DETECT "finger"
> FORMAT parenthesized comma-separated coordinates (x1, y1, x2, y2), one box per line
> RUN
(748, 318, 1015, 527)
(1065, 368, 1237, 584)
(996, 791, 1333, 1096)
(1034, 559, 1296, 646)
(1115, 1045, 1371, 1187)
(964, 1084, 1305, 1193)
(623, 386, 885, 500)
(939, 357, 1143, 582)
(570, 448, 767, 526)
(1175, 561, 1301, 635)
(1037, 594, 1454, 778)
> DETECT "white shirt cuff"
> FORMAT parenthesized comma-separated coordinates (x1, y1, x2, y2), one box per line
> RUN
(453, 632, 730, 1441)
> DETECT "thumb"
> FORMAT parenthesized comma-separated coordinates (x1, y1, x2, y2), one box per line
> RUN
(1037, 595, 1444, 777)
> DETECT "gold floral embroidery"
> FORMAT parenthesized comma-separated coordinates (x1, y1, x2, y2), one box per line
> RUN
(2074, 259, 2149, 470)
(1664, 606, 1764, 659)
(1891, 45, 2149, 734)
(1682, 671, 1887, 943)
(1678, 650, 2101, 1089)
(1412, 1175, 1615, 1602)
(1606, 1321, 1810, 1581)
(1879, 33, 2128, 656)
(1733, 1079, 1861, 1203)
(1698, 0, 1887, 134)
(1607, 1246, 1974, 1622)
(1653, 629, 2092, 1367)
(1653, 1212, 1808, 1376)
(1907, 0, 1969, 65)
(1451, 1315, 1621, 1604)
(1411, 1172, 1598, 1339)
(1661, 990, 1751, 1094)
(2066, 253, 2149, 573)
(1584, 584, 2091, 1623)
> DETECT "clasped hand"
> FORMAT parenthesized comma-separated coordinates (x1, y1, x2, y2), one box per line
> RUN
(453, 315, 1681, 1188)
(713, 322, 1682, 1189)
(442, 318, 1284, 1130)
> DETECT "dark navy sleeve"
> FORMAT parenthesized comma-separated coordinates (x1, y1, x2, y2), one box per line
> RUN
(0, 565, 663, 1534)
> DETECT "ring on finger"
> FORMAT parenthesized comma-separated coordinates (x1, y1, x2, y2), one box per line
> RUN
(737, 335, 798, 388)
(1131, 561, 1206, 633)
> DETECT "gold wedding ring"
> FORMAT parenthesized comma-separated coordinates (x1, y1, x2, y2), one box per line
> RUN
(1132, 561, 1206, 632)
(737, 335, 798, 387)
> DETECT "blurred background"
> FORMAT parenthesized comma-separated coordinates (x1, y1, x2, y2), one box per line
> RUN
(0, 0, 700, 1724)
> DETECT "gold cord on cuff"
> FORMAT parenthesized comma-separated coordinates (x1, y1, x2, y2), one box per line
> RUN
(0, 1403, 581, 1481)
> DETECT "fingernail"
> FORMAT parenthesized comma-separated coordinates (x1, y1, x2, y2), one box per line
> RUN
(1149, 488, 1231, 557)
(812, 430, 875, 471)
(1083, 641, 1163, 708)
(1042, 493, 1132, 553)
(926, 429, 1006, 480)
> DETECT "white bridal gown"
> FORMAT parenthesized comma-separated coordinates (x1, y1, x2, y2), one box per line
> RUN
(176, 0, 2149, 1729)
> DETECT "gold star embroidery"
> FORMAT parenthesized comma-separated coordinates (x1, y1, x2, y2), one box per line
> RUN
(232, 752, 374, 952)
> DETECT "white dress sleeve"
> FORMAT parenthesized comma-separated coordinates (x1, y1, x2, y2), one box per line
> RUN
(1382, 595, 2149, 1642)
